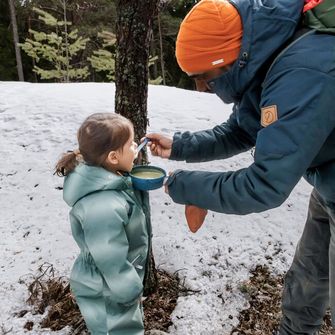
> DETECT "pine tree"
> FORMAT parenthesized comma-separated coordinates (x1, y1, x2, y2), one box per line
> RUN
(19, 6, 89, 82)
(88, 31, 116, 80)
(149, 55, 162, 85)
(89, 30, 161, 84)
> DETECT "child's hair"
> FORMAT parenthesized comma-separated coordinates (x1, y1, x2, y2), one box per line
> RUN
(55, 113, 133, 176)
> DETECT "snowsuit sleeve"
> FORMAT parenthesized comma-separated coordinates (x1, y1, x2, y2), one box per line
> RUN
(170, 108, 254, 163)
(167, 68, 335, 214)
(72, 200, 143, 305)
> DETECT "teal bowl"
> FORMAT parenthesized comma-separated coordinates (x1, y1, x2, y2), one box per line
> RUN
(130, 165, 166, 191)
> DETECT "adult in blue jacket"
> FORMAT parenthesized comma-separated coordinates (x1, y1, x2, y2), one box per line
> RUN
(147, 0, 335, 334)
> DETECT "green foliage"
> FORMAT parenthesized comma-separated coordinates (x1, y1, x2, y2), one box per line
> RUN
(149, 75, 163, 85)
(150, 5, 195, 89)
(87, 31, 116, 80)
(148, 55, 162, 85)
(33, 7, 70, 27)
(149, 55, 159, 67)
(19, 7, 89, 82)
(88, 30, 162, 84)
(98, 30, 116, 47)
(6, 0, 198, 88)
(88, 49, 115, 80)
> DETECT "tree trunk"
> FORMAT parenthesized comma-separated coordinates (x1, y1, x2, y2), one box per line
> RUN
(61, 0, 70, 83)
(8, 0, 24, 81)
(115, 1, 159, 143)
(28, 15, 38, 83)
(115, 0, 160, 296)
(157, 13, 166, 85)
(150, 38, 158, 80)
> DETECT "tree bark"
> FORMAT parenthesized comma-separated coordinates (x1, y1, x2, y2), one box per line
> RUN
(157, 13, 166, 85)
(61, 0, 70, 83)
(115, 0, 160, 296)
(150, 38, 158, 80)
(115, 0, 159, 143)
(8, 0, 24, 81)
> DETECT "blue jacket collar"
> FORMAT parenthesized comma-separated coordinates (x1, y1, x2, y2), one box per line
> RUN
(209, 0, 304, 103)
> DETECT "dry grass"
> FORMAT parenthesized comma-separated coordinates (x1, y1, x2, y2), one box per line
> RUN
(143, 268, 195, 332)
(18, 263, 86, 334)
(17, 263, 190, 334)
(17, 263, 334, 334)
(231, 265, 334, 335)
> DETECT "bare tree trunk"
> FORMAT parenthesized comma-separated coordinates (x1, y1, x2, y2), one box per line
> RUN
(28, 15, 38, 83)
(157, 13, 166, 85)
(61, 0, 70, 82)
(115, 0, 160, 296)
(115, 1, 159, 142)
(8, 0, 24, 81)
(150, 38, 158, 80)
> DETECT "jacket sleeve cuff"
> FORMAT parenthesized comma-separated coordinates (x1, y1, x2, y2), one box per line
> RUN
(166, 170, 188, 205)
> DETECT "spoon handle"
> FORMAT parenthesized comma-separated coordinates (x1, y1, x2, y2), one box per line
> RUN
(137, 137, 150, 153)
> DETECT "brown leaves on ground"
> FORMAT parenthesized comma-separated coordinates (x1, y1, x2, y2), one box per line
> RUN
(143, 268, 194, 332)
(231, 265, 333, 335)
(18, 263, 189, 334)
(17, 263, 334, 334)
(20, 263, 87, 334)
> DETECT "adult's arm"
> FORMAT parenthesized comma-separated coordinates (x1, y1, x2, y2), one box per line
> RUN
(170, 107, 255, 162)
(167, 68, 335, 214)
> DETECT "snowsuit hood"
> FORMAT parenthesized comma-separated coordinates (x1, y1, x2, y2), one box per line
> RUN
(63, 163, 131, 207)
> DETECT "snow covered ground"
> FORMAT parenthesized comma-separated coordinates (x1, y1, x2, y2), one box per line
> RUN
(0, 82, 312, 334)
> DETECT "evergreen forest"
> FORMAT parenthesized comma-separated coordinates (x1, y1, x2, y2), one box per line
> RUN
(1, 0, 200, 89)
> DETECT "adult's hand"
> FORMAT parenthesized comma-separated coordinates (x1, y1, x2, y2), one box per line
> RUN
(145, 133, 172, 159)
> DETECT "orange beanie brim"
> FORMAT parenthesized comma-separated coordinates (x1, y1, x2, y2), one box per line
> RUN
(176, 0, 243, 74)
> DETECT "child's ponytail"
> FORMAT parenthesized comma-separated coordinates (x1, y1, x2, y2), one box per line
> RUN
(55, 150, 81, 176)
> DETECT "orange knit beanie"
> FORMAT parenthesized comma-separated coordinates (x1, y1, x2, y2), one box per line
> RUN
(176, 0, 243, 74)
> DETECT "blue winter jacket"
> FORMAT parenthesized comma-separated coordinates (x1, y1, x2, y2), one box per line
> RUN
(167, 0, 335, 214)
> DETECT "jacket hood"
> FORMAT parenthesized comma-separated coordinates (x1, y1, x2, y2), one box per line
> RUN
(209, 0, 304, 102)
(63, 164, 131, 207)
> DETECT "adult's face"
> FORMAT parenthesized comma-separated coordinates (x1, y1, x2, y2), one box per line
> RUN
(188, 65, 231, 93)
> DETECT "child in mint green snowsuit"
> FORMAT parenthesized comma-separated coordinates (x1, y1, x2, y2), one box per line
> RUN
(56, 113, 150, 335)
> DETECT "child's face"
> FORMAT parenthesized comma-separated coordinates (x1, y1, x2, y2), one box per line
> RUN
(117, 128, 138, 172)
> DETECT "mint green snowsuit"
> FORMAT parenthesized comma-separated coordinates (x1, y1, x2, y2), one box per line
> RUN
(63, 164, 150, 335)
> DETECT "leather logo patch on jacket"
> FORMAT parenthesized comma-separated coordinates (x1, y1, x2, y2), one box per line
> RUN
(261, 105, 278, 127)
